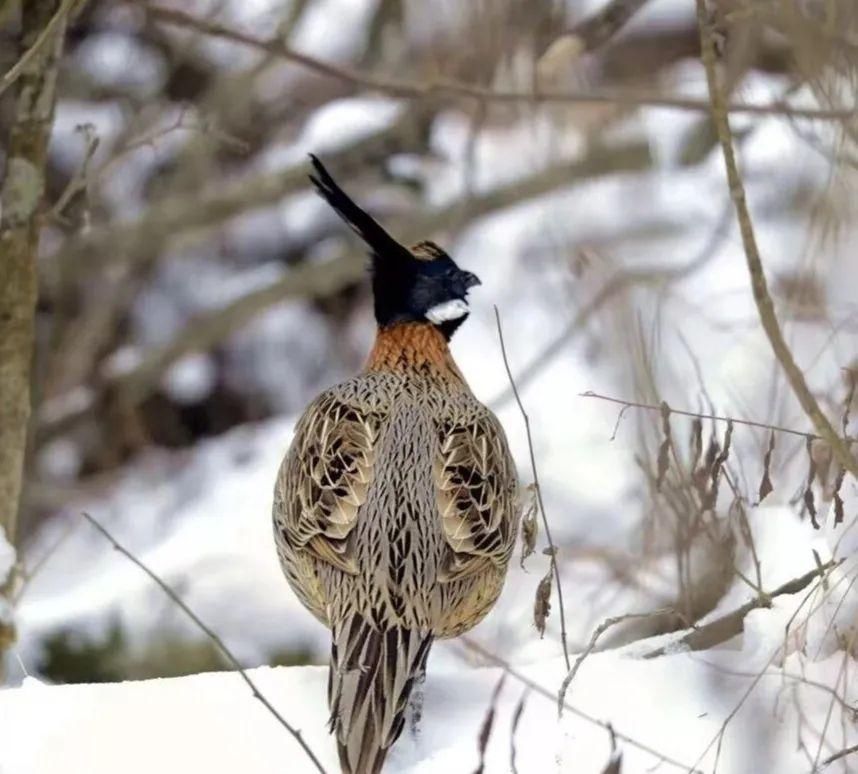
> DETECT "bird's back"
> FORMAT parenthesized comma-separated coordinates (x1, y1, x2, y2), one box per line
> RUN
(273, 325, 518, 773)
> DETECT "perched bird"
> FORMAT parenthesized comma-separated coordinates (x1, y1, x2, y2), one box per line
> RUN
(273, 156, 519, 774)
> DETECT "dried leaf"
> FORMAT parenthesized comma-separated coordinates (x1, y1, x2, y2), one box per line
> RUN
(689, 417, 703, 472)
(473, 674, 505, 774)
(703, 419, 733, 510)
(804, 437, 819, 529)
(656, 401, 672, 491)
(758, 430, 776, 502)
(600, 725, 622, 774)
(832, 465, 846, 525)
(509, 689, 529, 774)
(843, 369, 856, 435)
(520, 484, 538, 569)
(601, 752, 623, 774)
(810, 439, 833, 490)
(534, 569, 553, 637)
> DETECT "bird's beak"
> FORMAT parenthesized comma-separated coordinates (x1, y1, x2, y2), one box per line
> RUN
(460, 271, 481, 290)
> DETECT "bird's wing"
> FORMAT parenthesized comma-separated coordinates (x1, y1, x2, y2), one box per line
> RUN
(276, 389, 381, 574)
(435, 410, 519, 582)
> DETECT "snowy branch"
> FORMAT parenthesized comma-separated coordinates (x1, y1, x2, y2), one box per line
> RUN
(643, 559, 840, 659)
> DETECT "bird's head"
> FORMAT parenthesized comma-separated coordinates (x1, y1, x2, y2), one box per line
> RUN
(309, 155, 481, 340)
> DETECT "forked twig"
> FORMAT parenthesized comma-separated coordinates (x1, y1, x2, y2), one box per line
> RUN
(494, 307, 571, 671)
(462, 638, 703, 773)
(80, 512, 328, 774)
(558, 608, 674, 714)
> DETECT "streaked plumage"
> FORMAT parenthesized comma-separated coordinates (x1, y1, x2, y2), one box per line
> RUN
(273, 156, 519, 774)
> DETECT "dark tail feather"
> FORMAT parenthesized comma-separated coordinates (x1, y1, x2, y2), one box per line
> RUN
(329, 615, 433, 774)
(308, 154, 408, 263)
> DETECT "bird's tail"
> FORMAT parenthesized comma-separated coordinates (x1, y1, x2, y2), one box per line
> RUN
(328, 615, 433, 774)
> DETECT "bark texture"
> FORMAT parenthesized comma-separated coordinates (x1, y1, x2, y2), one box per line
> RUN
(0, 0, 66, 602)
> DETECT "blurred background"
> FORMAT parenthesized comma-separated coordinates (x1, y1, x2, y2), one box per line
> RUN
(2, 0, 858, 756)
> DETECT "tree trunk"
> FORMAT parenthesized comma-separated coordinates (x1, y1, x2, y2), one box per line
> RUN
(0, 0, 68, 654)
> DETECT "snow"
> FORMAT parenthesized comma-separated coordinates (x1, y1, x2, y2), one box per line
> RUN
(2, 629, 856, 774)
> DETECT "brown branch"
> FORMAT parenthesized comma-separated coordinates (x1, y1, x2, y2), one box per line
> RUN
(80, 512, 328, 774)
(579, 391, 854, 444)
(488, 199, 733, 412)
(557, 608, 674, 714)
(494, 307, 571, 671)
(643, 559, 839, 658)
(695, 0, 858, 482)
(461, 638, 703, 773)
(0, 1, 67, 556)
(54, 114, 420, 269)
(819, 742, 858, 769)
(0, 0, 80, 98)
(142, 4, 855, 121)
(39, 141, 652, 439)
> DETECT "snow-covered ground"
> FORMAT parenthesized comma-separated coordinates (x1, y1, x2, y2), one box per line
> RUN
(3, 596, 857, 774)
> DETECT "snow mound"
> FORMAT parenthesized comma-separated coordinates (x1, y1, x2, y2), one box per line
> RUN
(2, 633, 857, 774)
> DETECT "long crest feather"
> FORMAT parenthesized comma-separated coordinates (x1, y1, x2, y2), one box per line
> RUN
(308, 154, 411, 263)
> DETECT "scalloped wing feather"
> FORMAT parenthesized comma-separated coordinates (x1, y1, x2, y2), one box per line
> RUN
(435, 412, 517, 582)
(281, 392, 381, 575)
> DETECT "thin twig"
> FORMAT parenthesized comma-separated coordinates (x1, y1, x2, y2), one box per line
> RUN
(80, 512, 328, 774)
(580, 391, 857, 444)
(818, 742, 858, 768)
(489, 200, 732, 412)
(494, 307, 571, 671)
(695, 0, 858, 480)
(462, 638, 703, 774)
(0, 0, 82, 98)
(143, 4, 855, 121)
(557, 608, 674, 714)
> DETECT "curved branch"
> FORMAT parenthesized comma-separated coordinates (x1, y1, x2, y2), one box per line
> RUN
(695, 0, 858, 480)
(144, 4, 855, 121)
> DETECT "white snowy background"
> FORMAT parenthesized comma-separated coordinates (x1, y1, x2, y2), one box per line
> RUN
(2, 1, 858, 773)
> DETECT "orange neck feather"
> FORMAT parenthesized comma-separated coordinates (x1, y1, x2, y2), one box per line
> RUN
(365, 323, 465, 380)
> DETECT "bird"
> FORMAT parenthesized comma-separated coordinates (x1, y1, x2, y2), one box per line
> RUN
(272, 155, 520, 774)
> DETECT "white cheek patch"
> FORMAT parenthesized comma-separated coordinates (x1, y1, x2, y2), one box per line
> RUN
(425, 299, 469, 324)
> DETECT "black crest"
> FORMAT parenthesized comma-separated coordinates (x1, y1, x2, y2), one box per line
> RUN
(309, 155, 480, 337)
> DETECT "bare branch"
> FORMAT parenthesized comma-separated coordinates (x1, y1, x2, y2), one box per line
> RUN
(558, 608, 674, 713)
(0, 0, 81, 99)
(580, 391, 851, 443)
(54, 117, 414, 269)
(818, 742, 858, 769)
(143, 4, 855, 121)
(643, 559, 840, 658)
(494, 307, 571, 670)
(80, 512, 328, 774)
(461, 638, 703, 774)
(39, 141, 653, 440)
(695, 0, 858, 480)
